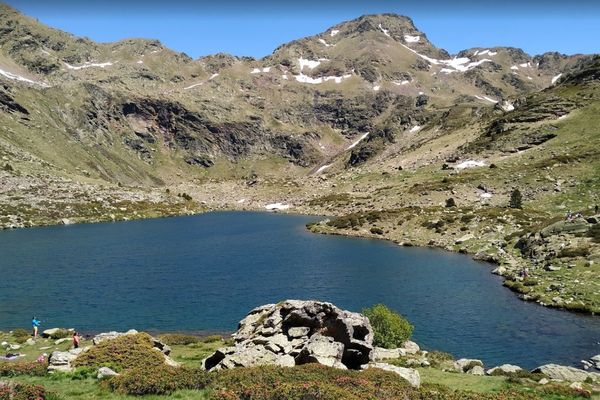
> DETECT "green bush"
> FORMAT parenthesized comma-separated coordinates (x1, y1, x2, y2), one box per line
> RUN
(73, 333, 165, 371)
(370, 227, 384, 235)
(0, 361, 47, 377)
(158, 333, 201, 346)
(205, 364, 542, 400)
(362, 304, 413, 349)
(47, 329, 72, 340)
(509, 189, 523, 209)
(11, 328, 30, 344)
(202, 335, 225, 343)
(106, 364, 209, 395)
(0, 382, 52, 400)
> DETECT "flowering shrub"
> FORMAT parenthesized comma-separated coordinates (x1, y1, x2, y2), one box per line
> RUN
(106, 364, 209, 395)
(0, 361, 47, 377)
(0, 382, 54, 400)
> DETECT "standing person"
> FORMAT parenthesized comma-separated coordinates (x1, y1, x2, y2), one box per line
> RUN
(31, 317, 41, 339)
(72, 332, 80, 349)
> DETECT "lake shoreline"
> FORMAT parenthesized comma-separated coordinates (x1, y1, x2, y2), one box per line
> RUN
(1, 204, 598, 316)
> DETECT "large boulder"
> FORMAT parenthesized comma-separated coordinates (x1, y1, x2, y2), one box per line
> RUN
(532, 364, 600, 383)
(453, 358, 484, 373)
(486, 364, 522, 375)
(204, 300, 374, 371)
(48, 348, 86, 372)
(365, 363, 420, 388)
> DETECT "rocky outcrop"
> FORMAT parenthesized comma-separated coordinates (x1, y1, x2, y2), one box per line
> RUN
(532, 364, 600, 383)
(48, 348, 86, 372)
(204, 300, 374, 371)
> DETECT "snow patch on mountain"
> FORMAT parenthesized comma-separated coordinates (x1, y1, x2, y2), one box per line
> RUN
(0, 67, 48, 87)
(294, 73, 351, 84)
(373, 85, 380, 91)
(511, 65, 519, 70)
(476, 49, 497, 56)
(393, 80, 410, 85)
(315, 164, 331, 174)
(330, 29, 339, 37)
(501, 101, 515, 111)
(409, 125, 421, 133)
(456, 160, 486, 170)
(378, 24, 390, 37)
(399, 43, 492, 73)
(551, 73, 562, 84)
(65, 61, 113, 70)
(265, 203, 290, 211)
(318, 38, 333, 47)
(404, 35, 420, 43)
(347, 132, 370, 150)
(298, 58, 322, 71)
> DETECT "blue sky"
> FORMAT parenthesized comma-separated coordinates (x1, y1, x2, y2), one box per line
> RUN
(5, 0, 600, 58)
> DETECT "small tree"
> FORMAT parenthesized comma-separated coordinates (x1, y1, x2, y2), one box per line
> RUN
(509, 189, 522, 209)
(445, 198, 456, 208)
(363, 304, 413, 349)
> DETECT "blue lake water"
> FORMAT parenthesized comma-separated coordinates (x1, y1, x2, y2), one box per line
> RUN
(0, 211, 599, 368)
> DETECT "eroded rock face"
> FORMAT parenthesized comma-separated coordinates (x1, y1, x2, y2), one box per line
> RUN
(204, 300, 374, 371)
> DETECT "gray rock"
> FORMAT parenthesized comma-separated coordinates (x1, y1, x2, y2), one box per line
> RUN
(365, 363, 420, 388)
(373, 347, 405, 360)
(24, 338, 36, 346)
(453, 358, 484, 373)
(402, 340, 420, 355)
(532, 364, 600, 383)
(48, 348, 86, 372)
(97, 367, 119, 379)
(297, 334, 345, 368)
(467, 365, 485, 375)
(205, 300, 374, 371)
(486, 364, 522, 375)
(287, 326, 310, 338)
(55, 338, 70, 345)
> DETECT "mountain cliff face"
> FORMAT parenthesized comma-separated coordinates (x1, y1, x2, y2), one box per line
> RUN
(1, 4, 600, 313)
(0, 4, 593, 183)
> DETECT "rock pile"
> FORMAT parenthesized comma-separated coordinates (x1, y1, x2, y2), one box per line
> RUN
(204, 300, 374, 371)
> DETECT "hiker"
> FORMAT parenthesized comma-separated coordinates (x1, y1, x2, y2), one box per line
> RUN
(72, 332, 81, 349)
(31, 316, 41, 339)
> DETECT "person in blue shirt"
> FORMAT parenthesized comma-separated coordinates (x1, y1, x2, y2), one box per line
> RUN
(32, 317, 41, 339)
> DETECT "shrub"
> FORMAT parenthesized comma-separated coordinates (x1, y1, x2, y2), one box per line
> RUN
(47, 329, 71, 340)
(509, 189, 523, 209)
(73, 333, 165, 371)
(204, 364, 542, 400)
(158, 333, 200, 346)
(0, 382, 51, 400)
(2, 163, 13, 172)
(106, 364, 209, 395)
(362, 304, 413, 349)
(445, 198, 456, 208)
(11, 329, 30, 344)
(370, 227, 384, 235)
(426, 351, 454, 367)
(0, 361, 47, 377)
(202, 335, 225, 343)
